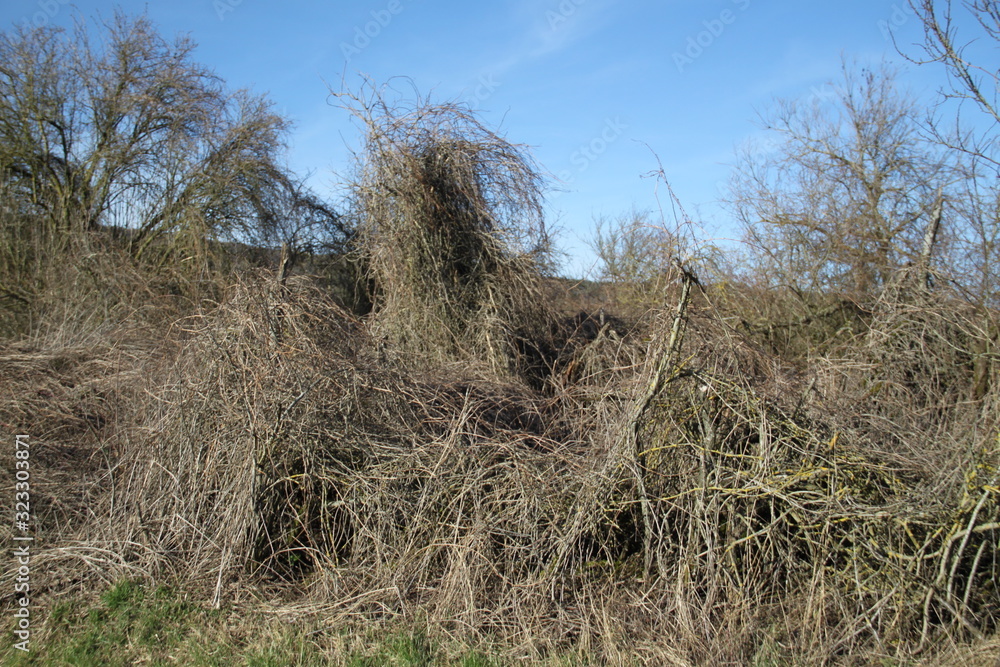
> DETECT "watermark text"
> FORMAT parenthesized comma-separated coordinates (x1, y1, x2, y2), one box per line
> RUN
(12, 434, 32, 653)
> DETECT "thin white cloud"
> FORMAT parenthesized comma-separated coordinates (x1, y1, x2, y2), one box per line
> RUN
(485, 0, 618, 78)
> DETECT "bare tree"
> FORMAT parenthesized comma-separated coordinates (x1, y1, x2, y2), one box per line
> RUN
(895, 1, 1000, 305)
(591, 208, 678, 308)
(943, 167, 1000, 306)
(900, 0, 1000, 167)
(728, 62, 952, 296)
(0, 11, 344, 298)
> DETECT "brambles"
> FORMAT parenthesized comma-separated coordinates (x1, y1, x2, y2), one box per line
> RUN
(0, 12, 345, 335)
(1, 13, 1000, 663)
(71, 255, 996, 662)
(338, 80, 554, 376)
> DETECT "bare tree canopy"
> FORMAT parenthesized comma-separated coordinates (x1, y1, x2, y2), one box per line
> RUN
(890, 1, 1000, 304)
(728, 62, 952, 295)
(0, 11, 345, 272)
(899, 0, 1000, 167)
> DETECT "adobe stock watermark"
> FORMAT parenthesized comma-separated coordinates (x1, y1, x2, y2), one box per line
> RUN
(877, 3, 912, 40)
(553, 117, 629, 196)
(11, 434, 32, 653)
(464, 73, 501, 112)
(214, 0, 244, 21)
(547, 0, 586, 30)
(673, 0, 751, 74)
(340, 0, 411, 63)
(17, 0, 71, 30)
(803, 82, 839, 108)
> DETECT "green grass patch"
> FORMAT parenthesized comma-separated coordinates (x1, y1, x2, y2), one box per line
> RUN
(0, 580, 517, 666)
(3, 580, 273, 666)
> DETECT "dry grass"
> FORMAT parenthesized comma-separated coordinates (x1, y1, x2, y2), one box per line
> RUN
(2, 257, 999, 664)
(1, 104, 998, 665)
(338, 80, 554, 378)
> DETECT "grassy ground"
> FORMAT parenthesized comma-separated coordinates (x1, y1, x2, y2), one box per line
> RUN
(0, 580, 526, 666)
(7, 581, 998, 667)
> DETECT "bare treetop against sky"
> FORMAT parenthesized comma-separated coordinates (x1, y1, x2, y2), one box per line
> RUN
(0, 0, 981, 276)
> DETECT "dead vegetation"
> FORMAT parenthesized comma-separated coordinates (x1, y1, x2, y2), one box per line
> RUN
(339, 81, 555, 378)
(6, 261, 998, 664)
(1, 81, 999, 666)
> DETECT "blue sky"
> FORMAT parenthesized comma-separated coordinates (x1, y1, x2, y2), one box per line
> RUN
(0, 0, 965, 277)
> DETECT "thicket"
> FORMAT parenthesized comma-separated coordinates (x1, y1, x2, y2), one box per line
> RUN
(0, 11, 347, 336)
(2, 4, 1000, 666)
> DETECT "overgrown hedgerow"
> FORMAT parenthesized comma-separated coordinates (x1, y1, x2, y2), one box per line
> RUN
(1, 77, 999, 666)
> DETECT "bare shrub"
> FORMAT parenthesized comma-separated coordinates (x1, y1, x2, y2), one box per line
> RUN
(545, 266, 1000, 660)
(337, 81, 554, 376)
(100, 270, 611, 662)
(710, 279, 868, 361)
(112, 273, 401, 587)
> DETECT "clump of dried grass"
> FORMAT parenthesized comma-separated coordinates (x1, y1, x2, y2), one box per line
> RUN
(0, 336, 145, 596)
(111, 271, 405, 589)
(338, 81, 554, 377)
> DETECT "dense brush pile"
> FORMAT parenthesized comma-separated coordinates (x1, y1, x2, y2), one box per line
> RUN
(4, 261, 1000, 663)
(68, 264, 993, 663)
(343, 85, 553, 376)
(2, 94, 999, 665)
